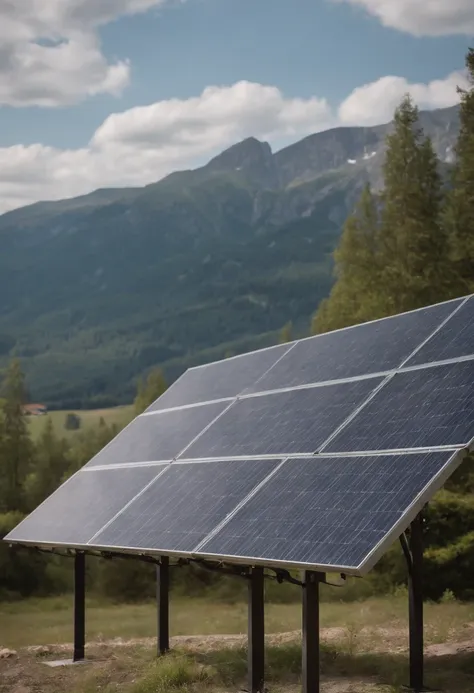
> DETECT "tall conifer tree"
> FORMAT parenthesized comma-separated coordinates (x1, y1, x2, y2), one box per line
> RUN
(444, 48, 474, 293)
(312, 183, 382, 333)
(379, 95, 447, 313)
(134, 367, 168, 415)
(0, 360, 33, 512)
(26, 418, 69, 508)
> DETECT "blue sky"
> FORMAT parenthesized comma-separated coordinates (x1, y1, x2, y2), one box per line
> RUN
(0, 0, 471, 211)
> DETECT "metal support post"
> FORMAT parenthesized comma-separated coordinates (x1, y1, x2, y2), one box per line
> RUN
(248, 566, 265, 693)
(73, 552, 86, 662)
(302, 571, 321, 693)
(408, 515, 424, 692)
(157, 557, 170, 655)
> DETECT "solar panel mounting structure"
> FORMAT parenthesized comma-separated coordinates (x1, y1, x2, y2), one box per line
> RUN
(4, 293, 474, 693)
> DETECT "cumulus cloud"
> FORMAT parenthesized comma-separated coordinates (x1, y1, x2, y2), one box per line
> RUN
(0, 71, 466, 214)
(334, 0, 474, 36)
(338, 70, 469, 125)
(0, 0, 170, 106)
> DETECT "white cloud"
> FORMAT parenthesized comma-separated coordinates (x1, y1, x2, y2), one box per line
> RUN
(334, 0, 474, 36)
(338, 70, 469, 125)
(0, 70, 466, 214)
(0, 0, 171, 106)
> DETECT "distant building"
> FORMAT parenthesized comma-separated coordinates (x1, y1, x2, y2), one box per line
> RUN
(22, 403, 48, 416)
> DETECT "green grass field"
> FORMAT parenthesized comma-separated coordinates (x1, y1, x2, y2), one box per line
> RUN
(26, 405, 134, 440)
(1, 595, 473, 693)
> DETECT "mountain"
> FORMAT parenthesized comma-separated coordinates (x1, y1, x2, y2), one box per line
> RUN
(0, 105, 460, 408)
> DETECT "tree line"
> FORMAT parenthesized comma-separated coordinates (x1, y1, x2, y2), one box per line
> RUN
(313, 49, 474, 332)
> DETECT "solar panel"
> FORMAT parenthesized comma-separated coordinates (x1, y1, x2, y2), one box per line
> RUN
(5, 466, 163, 546)
(4, 294, 474, 578)
(91, 459, 280, 553)
(147, 343, 291, 412)
(198, 451, 460, 571)
(181, 378, 382, 460)
(406, 296, 474, 367)
(85, 401, 229, 467)
(245, 298, 463, 393)
(325, 360, 474, 453)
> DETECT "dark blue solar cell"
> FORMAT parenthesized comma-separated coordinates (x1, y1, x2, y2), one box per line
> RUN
(199, 452, 456, 570)
(4, 466, 163, 546)
(147, 343, 291, 412)
(85, 401, 228, 467)
(181, 378, 382, 459)
(326, 361, 474, 453)
(91, 459, 279, 553)
(246, 298, 462, 392)
(407, 295, 474, 366)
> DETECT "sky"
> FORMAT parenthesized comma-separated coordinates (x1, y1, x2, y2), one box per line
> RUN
(0, 0, 472, 213)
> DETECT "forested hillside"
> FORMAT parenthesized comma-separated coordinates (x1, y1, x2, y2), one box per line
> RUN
(0, 104, 461, 409)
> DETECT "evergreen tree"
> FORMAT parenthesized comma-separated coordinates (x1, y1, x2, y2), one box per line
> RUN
(279, 321, 293, 343)
(312, 183, 382, 333)
(26, 419, 69, 508)
(134, 368, 168, 415)
(0, 360, 33, 512)
(378, 95, 448, 312)
(444, 48, 474, 293)
(67, 420, 119, 475)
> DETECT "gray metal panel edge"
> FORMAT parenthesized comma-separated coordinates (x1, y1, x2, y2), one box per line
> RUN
(141, 396, 235, 416)
(81, 446, 464, 471)
(286, 294, 469, 347)
(3, 538, 363, 576)
(185, 339, 296, 371)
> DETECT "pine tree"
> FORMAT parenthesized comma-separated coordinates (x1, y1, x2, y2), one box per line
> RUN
(279, 321, 293, 343)
(444, 48, 474, 293)
(379, 95, 448, 312)
(0, 360, 33, 512)
(312, 183, 382, 333)
(26, 418, 69, 508)
(134, 368, 168, 415)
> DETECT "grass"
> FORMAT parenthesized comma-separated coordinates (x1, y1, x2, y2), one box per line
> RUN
(26, 405, 134, 440)
(1, 593, 474, 650)
(1, 595, 474, 693)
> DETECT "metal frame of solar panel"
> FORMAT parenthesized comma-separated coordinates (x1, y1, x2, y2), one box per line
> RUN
(5, 294, 474, 574)
(4, 293, 474, 693)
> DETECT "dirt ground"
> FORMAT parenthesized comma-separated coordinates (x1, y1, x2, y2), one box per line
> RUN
(2, 626, 474, 693)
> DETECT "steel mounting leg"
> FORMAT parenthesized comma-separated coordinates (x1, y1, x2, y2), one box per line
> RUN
(157, 557, 170, 655)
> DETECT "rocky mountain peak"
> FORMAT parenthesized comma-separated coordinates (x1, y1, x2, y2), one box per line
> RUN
(204, 137, 279, 189)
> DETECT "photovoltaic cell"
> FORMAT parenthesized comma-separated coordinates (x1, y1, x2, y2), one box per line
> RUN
(199, 452, 456, 570)
(91, 459, 279, 553)
(326, 360, 474, 453)
(147, 343, 291, 412)
(246, 298, 462, 393)
(406, 296, 474, 367)
(182, 378, 382, 459)
(85, 401, 228, 467)
(4, 466, 163, 546)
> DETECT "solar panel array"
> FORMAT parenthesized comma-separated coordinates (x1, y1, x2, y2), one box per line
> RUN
(5, 294, 474, 575)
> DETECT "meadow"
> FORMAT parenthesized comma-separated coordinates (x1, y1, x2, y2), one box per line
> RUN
(26, 405, 134, 440)
(1, 593, 473, 693)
